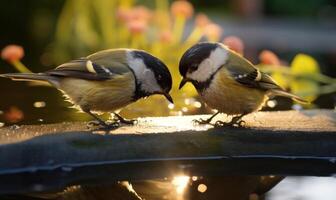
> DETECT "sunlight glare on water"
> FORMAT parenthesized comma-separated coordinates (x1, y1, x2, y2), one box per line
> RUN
(172, 176, 190, 194)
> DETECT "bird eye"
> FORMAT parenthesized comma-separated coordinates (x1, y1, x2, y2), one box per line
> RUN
(190, 64, 198, 71)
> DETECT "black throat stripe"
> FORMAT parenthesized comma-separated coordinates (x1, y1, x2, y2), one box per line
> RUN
(192, 65, 224, 93)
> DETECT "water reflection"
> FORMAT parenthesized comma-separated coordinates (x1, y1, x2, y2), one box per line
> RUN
(267, 177, 336, 200)
(172, 176, 190, 194)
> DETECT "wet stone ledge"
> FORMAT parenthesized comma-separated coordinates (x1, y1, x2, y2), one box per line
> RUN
(0, 109, 335, 195)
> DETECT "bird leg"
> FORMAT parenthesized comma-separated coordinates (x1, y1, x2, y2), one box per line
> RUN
(214, 114, 246, 127)
(113, 113, 137, 125)
(86, 111, 120, 130)
(193, 112, 220, 125)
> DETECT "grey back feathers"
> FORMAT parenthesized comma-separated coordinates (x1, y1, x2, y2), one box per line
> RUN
(48, 49, 129, 80)
(224, 50, 283, 91)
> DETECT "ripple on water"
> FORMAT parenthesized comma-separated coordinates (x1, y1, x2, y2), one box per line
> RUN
(61, 166, 73, 172)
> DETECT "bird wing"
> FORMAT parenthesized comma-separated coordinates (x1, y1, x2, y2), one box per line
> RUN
(46, 49, 130, 80)
(225, 50, 283, 91)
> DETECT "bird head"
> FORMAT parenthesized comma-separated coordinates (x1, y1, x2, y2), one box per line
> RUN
(178, 42, 229, 90)
(127, 50, 173, 104)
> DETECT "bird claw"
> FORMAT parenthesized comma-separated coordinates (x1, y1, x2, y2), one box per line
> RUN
(213, 119, 246, 128)
(119, 118, 137, 125)
(86, 120, 120, 131)
(87, 120, 101, 127)
(193, 118, 212, 125)
(113, 114, 137, 125)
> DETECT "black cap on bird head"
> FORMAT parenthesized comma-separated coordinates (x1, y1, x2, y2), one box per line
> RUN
(132, 50, 173, 103)
(179, 42, 219, 77)
(178, 42, 219, 89)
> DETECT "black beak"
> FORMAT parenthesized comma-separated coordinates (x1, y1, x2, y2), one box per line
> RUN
(163, 93, 174, 104)
(155, 91, 174, 104)
(179, 78, 190, 90)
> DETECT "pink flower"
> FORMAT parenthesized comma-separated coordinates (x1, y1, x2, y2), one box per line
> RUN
(171, 0, 194, 19)
(195, 13, 211, 28)
(159, 30, 173, 43)
(131, 6, 152, 22)
(1, 45, 24, 62)
(203, 23, 223, 41)
(117, 8, 132, 22)
(259, 50, 280, 65)
(127, 20, 147, 34)
(223, 36, 244, 55)
(117, 6, 152, 24)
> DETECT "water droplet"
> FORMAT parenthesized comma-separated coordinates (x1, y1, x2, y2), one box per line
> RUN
(10, 124, 20, 130)
(193, 101, 202, 108)
(182, 107, 188, 112)
(192, 176, 198, 181)
(33, 101, 46, 108)
(168, 103, 175, 109)
(37, 118, 44, 122)
(267, 100, 277, 108)
(197, 184, 207, 193)
(292, 104, 302, 110)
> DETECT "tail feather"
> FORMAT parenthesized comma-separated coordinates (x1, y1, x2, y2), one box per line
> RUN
(271, 89, 309, 104)
(0, 73, 59, 86)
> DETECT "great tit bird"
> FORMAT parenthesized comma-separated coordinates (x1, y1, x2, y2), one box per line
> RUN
(1, 49, 173, 129)
(179, 42, 307, 126)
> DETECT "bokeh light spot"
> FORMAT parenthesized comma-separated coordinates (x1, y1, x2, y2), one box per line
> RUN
(33, 101, 46, 108)
(197, 184, 207, 193)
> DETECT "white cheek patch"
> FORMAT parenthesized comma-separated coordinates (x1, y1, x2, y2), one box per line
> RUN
(187, 47, 228, 82)
(127, 51, 161, 93)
